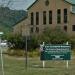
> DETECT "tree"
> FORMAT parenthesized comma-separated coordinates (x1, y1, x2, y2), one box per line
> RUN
(5, 33, 38, 51)
(38, 27, 69, 44)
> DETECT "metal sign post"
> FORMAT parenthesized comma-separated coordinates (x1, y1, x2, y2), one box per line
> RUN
(42, 42, 45, 68)
(66, 61, 69, 69)
(0, 32, 4, 75)
(66, 42, 69, 69)
(43, 61, 45, 68)
(24, 27, 30, 70)
(25, 36, 28, 69)
(0, 46, 5, 75)
(40, 42, 46, 68)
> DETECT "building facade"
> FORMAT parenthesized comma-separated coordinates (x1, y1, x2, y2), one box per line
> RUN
(13, 0, 75, 36)
(13, 18, 30, 36)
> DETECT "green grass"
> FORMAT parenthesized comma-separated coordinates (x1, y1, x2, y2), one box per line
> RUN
(0, 54, 75, 75)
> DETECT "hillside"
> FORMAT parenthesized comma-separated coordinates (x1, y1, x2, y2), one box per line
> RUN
(0, 7, 27, 33)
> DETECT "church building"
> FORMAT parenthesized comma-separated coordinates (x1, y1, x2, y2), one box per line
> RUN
(13, 0, 75, 36)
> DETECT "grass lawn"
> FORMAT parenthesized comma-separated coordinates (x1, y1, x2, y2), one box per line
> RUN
(0, 54, 75, 75)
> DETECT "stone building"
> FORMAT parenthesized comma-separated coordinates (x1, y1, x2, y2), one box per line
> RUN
(13, 0, 75, 36)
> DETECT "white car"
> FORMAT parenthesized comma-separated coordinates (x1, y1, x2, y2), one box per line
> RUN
(0, 42, 7, 46)
(0, 40, 8, 47)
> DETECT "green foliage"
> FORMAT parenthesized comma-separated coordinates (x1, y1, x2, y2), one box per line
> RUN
(28, 36, 38, 51)
(5, 27, 75, 52)
(7, 49, 25, 56)
(6, 33, 38, 51)
(38, 27, 69, 44)
(7, 34, 25, 49)
(28, 51, 39, 57)
(37, 27, 75, 49)
(69, 36, 75, 49)
(7, 49, 39, 57)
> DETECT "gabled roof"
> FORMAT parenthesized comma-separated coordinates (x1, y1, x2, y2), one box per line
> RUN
(27, 0, 38, 10)
(27, 0, 75, 10)
(65, 0, 75, 5)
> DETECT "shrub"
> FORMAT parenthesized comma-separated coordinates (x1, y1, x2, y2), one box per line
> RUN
(7, 49, 25, 56)
(37, 27, 69, 44)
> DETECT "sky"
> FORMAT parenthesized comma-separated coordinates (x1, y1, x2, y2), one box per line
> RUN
(0, 0, 75, 10)
(0, 0, 35, 10)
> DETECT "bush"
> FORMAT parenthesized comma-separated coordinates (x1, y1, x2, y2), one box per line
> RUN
(5, 27, 75, 54)
(7, 49, 40, 57)
(37, 27, 69, 44)
(69, 36, 75, 49)
(7, 49, 25, 56)
(6, 33, 39, 52)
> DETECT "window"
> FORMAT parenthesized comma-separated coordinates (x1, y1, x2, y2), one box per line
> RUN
(64, 9, 67, 23)
(49, 11, 52, 24)
(64, 26, 67, 32)
(31, 12, 34, 25)
(36, 27, 39, 33)
(36, 12, 39, 25)
(45, 0, 49, 6)
(57, 9, 61, 24)
(30, 27, 33, 33)
(72, 25, 75, 31)
(72, 5, 75, 12)
(43, 11, 46, 25)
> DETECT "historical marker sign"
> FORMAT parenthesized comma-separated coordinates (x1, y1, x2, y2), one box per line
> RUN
(40, 44, 71, 60)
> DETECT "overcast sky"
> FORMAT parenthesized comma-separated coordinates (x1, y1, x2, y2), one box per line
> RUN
(0, 0, 35, 10)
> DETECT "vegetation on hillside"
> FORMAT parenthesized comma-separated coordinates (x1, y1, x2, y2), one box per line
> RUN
(0, 7, 27, 33)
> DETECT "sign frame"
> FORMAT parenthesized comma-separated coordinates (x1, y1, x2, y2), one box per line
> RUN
(40, 44, 71, 61)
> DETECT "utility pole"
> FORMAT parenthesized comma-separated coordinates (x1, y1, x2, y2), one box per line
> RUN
(24, 24, 30, 70)
(25, 35, 28, 69)
(0, 32, 4, 75)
